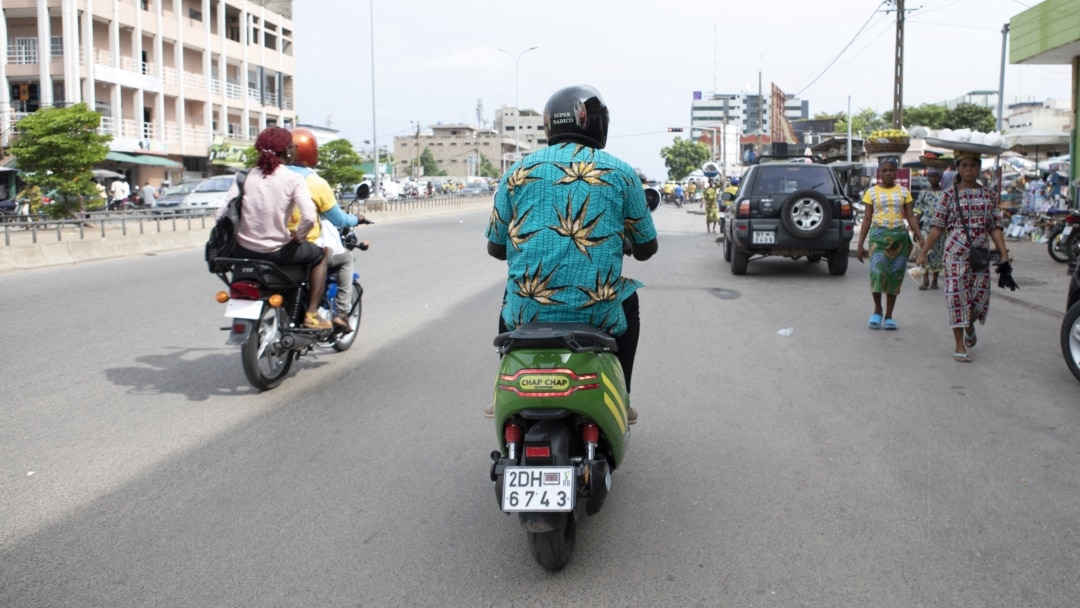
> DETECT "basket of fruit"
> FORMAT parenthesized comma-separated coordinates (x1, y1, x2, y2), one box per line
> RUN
(864, 129, 910, 155)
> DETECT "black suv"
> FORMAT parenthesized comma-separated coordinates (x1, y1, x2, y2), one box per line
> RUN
(722, 161, 855, 275)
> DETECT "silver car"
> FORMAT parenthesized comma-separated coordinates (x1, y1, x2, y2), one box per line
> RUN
(150, 180, 202, 214)
(183, 175, 236, 211)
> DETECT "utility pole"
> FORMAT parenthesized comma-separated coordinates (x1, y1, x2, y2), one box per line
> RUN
(757, 70, 763, 158)
(892, 0, 905, 128)
(997, 23, 1009, 132)
(414, 121, 420, 181)
(886, 0, 917, 129)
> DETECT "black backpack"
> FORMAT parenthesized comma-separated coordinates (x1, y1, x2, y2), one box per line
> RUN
(204, 171, 248, 273)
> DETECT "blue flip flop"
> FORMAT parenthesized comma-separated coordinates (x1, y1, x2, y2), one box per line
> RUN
(868, 313, 882, 330)
(883, 318, 898, 330)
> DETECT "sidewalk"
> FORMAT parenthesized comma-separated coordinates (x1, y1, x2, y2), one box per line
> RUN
(688, 205, 1071, 319)
(0, 197, 492, 273)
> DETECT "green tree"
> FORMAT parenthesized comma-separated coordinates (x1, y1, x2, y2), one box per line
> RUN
(833, 107, 888, 138)
(241, 145, 257, 168)
(903, 103, 948, 129)
(317, 138, 365, 188)
(944, 103, 995, 132)
(478, 154, 500, 179)
(660, 137, 709, 181)
(9, 103, 111, 218)
(813, 111, 845, 122)
(418, 148, 445, 177)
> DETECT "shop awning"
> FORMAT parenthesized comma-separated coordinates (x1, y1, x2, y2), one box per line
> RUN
(130, 154, 182, 168)
(104, 151, 183, 168)
(105, 151, 142, 164)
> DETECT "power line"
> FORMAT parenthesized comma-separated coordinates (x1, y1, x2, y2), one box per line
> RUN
(795, 0, 889, 97)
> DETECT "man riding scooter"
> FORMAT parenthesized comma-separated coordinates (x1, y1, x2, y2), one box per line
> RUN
(286, 128, 365, 331)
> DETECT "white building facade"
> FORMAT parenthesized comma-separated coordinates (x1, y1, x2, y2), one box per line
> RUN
(1, 0, 297, 181)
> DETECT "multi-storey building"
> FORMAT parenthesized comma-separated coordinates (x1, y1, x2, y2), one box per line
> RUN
(394, 106, 545, 180)
(394, 123, 507, 181)
(1, 0, 296, 184)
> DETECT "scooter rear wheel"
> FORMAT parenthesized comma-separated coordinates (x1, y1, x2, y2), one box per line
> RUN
(330, 282, 363, 353)
(1048, 228, 1070, 263)
(527, 513, 576, 571)
(241, 305, 293, 390)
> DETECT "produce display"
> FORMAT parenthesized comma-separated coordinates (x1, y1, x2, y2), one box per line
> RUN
(868, 129, 910, 144)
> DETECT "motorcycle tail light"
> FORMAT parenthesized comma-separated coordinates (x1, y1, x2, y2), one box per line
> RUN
(524, 446, 550, 459)
(229, 281, 261, 300)
(268, 294, 284, 307)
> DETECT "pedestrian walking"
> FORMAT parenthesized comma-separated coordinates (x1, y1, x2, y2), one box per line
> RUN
(703, 179, 719, 233)
(914, 168, 946, 290)
(915, 151, 1012, 363)
(856, 156, 923, 330)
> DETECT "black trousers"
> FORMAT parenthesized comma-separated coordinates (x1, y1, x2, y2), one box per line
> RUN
(499, 292, 640, 393)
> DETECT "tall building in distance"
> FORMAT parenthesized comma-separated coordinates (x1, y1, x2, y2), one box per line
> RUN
(1, 0, 297, 182)
(690, 89, 809, 168)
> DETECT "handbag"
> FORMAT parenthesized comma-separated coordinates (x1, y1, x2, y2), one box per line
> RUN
(953, 184, 991, 271)
(204, 171, 248, 273)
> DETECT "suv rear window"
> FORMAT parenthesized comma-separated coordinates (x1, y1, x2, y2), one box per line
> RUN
(751, 166, 835, 196)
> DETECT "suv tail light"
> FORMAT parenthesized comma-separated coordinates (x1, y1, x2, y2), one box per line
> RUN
(737, 201, 750, 218)
(839, 200, 853, 219)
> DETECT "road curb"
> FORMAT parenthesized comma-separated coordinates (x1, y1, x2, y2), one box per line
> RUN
(0, 200, 492, 273)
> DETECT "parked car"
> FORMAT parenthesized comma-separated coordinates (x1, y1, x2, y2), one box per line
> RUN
(722, 161, 855, 276)
(150, 179, 203, 214)
(458, 181, 492, 197)
(182, 175, 235, 211)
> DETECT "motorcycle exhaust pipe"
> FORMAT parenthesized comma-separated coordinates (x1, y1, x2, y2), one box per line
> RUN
(280, 332, 319, 350)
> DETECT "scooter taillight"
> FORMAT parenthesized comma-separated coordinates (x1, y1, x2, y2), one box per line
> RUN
(229, 280, 261, 300)
(524, 446, 551, 459)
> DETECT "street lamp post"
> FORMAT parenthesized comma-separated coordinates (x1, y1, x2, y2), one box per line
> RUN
(497, 46, 538, 167)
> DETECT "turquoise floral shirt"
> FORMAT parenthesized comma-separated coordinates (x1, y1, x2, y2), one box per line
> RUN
(486, 143, 657, 336)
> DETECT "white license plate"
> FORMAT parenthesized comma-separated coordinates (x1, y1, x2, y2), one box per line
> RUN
(1063, 225, 1074, 237)
(753, 231, 775, 244)
(502, 466, 574, 512)
(224, 299, 264, 320)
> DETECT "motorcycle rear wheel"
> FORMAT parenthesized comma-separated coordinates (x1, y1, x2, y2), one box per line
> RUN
(1048, 228, 1070, 263)
(527, 513, 576, 571)
(330, 282, 363, 353)
(241, 305, 293, 390)
(1060, 301, 1080, 382)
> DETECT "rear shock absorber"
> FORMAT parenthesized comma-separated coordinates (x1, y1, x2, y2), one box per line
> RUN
(504, 422, 522, 461)
(582, 422, 599, 460)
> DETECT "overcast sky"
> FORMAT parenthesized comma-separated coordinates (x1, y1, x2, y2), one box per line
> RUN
(293, 0, 1071, 180)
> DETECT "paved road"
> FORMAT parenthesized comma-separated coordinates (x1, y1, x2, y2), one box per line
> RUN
(1, 205, 1078, 606)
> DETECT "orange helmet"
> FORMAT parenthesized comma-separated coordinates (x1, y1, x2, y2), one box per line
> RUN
(291, 128, 319, 168)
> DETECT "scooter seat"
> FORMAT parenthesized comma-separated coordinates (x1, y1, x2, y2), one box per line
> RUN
(494, 323, 617, 354)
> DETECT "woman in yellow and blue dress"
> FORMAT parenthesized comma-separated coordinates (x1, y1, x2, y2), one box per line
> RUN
(856, 156, 923, 330)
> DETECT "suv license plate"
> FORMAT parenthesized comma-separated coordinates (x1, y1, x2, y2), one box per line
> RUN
(501, 466, 574, 512)
(753, 231, 775, 244)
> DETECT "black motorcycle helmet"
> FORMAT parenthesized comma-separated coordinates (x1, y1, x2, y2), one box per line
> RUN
(543, 85, 609, 149)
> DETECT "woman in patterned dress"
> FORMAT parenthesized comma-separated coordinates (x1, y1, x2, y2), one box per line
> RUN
(914, 168, 946, 290)
(915, 152, 1010, 362)
(857, 156, 923, 330)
